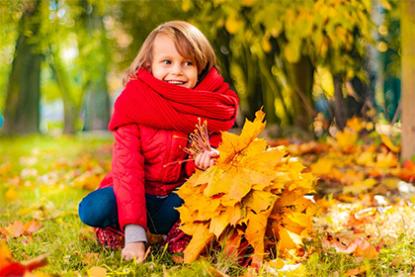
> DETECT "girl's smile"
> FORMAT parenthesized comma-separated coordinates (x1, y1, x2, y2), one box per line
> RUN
(151, 34, 198, 89)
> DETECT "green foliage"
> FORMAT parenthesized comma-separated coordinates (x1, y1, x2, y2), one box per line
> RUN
(378, 0, 400, 79)
(111, 1, 187, 71)
(0, 0, 24, 112)
(178, 0, 376, 128)
(0, 0, 398, 132)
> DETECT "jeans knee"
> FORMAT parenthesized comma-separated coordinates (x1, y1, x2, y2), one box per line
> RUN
(78, 187, 118, 227)
(78, 198, 97, 226)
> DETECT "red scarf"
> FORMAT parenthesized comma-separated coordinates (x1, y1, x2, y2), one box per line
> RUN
(109, 67, 239, 132)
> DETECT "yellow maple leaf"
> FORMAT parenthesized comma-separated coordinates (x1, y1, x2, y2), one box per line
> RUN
(310, 157, 334, 176)
(245, 190, 278, 214)
(346, 117, 365, 133)
(183, 223, 214, 263)
(217, 110, 266, 166)
(356, 150, 375, 166)
(278, 227, 303, 251)
(227, 204, 242, 226)
(334, 129, 358, 152)
(286, 212, 312, 229)
(209, 211, 230, 238)
(175, 206, 195, 227)
(343, 178, 378, 194)
(178, 110, 315, 263)
(245, 209, 272, 266)
(375, 152, 398, 168)
(179, 222, 199, 235)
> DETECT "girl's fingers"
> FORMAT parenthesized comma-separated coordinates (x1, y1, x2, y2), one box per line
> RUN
(202, 152, 210, 169)
(209, 149, 219, 158)
(195, 149, 219, 170)
(122, 252, 132, 261)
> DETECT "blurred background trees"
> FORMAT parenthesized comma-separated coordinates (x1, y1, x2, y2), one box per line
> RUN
(0, 0, 411, 157)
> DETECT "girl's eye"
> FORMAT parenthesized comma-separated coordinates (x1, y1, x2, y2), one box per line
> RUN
(184, 61, 193, 66)
(162, 60, 171, 65)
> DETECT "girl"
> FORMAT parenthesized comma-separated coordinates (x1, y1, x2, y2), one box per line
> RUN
(78, 20, 239, 262)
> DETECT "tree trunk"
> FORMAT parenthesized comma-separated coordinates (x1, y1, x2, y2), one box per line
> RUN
(82, 79, 111, 131)
(241, 44, 263, 120)
(49, 46, 78, 134)
(401, 0, 415, 161)
(333, 74, 347, 130)
(3, 0, 42, 135)
(283, 55, 315, 131)
(79, 0, 111, 131)
(347, 76, 371, 118)
(258, 57, 283, 125)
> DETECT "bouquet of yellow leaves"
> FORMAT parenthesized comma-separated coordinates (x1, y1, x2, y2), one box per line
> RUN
(177, 110, 316, 267)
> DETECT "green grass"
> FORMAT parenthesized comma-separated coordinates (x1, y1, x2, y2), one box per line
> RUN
(2, 135, 415, 276)
(0, 135, 244, 276)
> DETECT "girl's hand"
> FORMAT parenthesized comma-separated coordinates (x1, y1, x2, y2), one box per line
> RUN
(121, 241, 147, 262)
(194, 148, 219, 170)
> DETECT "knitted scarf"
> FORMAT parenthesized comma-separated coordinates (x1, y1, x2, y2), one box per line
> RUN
(109, 67, 239, 133)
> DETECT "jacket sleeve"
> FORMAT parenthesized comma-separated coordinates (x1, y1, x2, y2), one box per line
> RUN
(184, 131, 222, 176)
(112, 124, 147, 231)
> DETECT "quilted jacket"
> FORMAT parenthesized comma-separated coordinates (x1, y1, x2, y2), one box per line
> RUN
(98, 124, 220, 231)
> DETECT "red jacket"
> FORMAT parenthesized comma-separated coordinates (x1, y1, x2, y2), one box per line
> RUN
(99, 124, 221, 231)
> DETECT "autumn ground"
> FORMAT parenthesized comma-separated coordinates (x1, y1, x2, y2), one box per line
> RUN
(1, 118, 415, 276)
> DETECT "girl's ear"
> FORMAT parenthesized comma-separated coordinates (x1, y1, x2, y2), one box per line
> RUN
(144, 62, 152, 72)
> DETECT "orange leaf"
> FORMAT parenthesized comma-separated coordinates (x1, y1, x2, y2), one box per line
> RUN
(5, 221, 25, 238)
(24, 221, 42, 235)
(0, 241, 12, 267)
(346, 117, 365, 133)
(0, 242, 47, 276)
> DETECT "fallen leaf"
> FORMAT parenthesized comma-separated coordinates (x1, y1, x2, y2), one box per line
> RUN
(87, 266, 107, 277)
(0, 242, 48, 276)
(345, 266, 367, 276)
(24, 220, 42, 235)
(4, 221, 25, 238)
(380, 134, 400, 153)
(5, 187, 17, 201)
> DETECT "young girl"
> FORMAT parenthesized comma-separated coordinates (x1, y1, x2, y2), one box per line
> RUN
(78, 21, 239, 262)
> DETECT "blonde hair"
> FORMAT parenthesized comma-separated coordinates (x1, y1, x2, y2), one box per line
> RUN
(124, 20, 217, 84)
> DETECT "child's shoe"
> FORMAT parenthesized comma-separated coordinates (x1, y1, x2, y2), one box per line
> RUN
(165, 221, 191, 254)
(95, 227, 124, 250)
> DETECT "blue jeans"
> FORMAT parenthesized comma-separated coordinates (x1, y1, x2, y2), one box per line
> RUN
(78, 187, 183, 234)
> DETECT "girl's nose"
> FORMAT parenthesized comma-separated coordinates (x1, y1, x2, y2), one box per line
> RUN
(171, 64, 183, 75)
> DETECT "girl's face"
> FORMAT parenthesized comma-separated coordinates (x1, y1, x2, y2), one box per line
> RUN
(151, 34, 198, 89)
